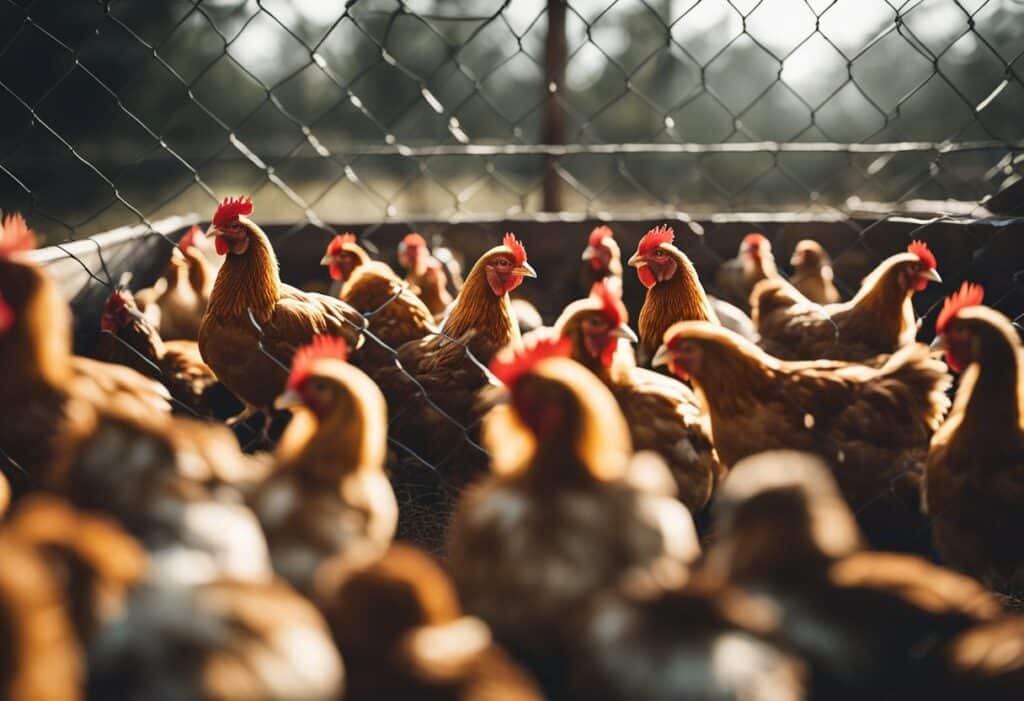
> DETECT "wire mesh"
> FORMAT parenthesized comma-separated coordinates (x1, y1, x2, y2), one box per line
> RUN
(3, 0, 1024, 551)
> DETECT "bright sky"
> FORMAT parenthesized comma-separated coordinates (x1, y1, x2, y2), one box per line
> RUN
(222, 0, 1015, 96)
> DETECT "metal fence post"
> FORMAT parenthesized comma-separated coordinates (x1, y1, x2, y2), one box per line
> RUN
(543, 0, 567, 212)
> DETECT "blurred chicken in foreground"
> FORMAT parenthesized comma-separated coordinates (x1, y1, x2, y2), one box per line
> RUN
(0, 212, 170, 487)
(398, 232, 455, 317)
(752, 240, 940, 361)
(320, 232, 436, 372)
(655, 322, 950, 552)
(927, 284, 1024, 595)
(317, 544, 543, 701)
(4, 496, 147, 646)
(448, 337, 698, 691)
(0, 532, 82, 701)
(570, 579, 809, 701)
(701, 451, 1006, 700)
(552, 281, 723, 514)
(789, 239, 841, 305)
(715, 232, 779, 314)
(198, 197, 366, 437)
(252, 336, 397, 595)
(88, 580, 344, 701)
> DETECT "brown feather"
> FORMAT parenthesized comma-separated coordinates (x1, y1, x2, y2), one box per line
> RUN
(637, 245, 717, 358)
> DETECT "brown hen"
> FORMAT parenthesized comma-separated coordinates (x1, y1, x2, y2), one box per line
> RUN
(627, 225, 719, 362)
(554, 281, 723, 514)
(197, 197, 366, 435)
(373, 233, 536, 552)
(320, 232, 436, 373)
(317, 544, 543, 701)
(789, 238, 841, 305)
(251, 336, 397, 595)
(701, 451, 1004, 700)
(927, 284, 1024, 594)
(398, 232, 455, 317)
(655, 321, 950, 552)
(752, 240, 941, 361)
(714, 232, 779, 314)
(448, 338, 698, 692)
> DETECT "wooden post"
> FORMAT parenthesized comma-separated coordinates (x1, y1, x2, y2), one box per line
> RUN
(542, 0, 566, 212)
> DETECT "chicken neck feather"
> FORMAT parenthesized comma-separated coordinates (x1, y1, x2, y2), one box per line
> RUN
(442, 261, 518, 363)
(206, 220, 281, 322)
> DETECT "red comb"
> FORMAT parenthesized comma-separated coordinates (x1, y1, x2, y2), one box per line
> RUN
(743, 232, 767, 248)
(0, 212, 37, 257)
(936, 282, 984, 334)
(637, 225, 674, 255)
(403, 233, 426, 248)
(588, 225, 613, 248)
(490, 336, 571, 388)
(287, 335, 349, 390)
(178, 225, 206, 252)
(591, 280, 626, 326)
(908, 240, 936, 270)
(0, 292, 13, 333)
(503, 232, 527, 266)
(212, 196, 253, 229)
(326, 233, 357, 256)
(104, 290, 129, 315)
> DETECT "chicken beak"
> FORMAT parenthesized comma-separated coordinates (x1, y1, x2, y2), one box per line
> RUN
(922, 268, 942, 284)
(320, 255, 333, 266)
(513, 262, 537, 278)
(581, 246, 597, 261)
(274, 389, 303, 411)
(627, 252, 645, 268)
(651, 344, 672, 368)
(609, 324, 639, 344)
(930, 335, 946, 352)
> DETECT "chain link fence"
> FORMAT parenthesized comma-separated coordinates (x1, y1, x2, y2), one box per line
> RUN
(3, 0, 1024, 549)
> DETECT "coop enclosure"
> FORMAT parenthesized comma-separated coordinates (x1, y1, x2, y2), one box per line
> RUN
(3, 1, 1024, 369)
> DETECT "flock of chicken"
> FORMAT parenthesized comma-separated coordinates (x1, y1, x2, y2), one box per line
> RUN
(0, 196, 1022, 700)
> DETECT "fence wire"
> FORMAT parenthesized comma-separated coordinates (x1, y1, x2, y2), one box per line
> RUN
(3, 0, 1024, 550)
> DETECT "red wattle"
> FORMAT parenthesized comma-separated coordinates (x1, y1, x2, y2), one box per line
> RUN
(637, 266, 657, 289)
(329, 263, 344, 281)
(214, 236, 230, 256)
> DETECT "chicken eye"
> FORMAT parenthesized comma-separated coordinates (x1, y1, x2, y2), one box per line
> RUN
(654, 250, 665, 257)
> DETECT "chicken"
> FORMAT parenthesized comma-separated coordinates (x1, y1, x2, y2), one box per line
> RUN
(0, 212, 169, 486)
(178, 223, 218, 298)
(87, 580, 344, 701)
(373, 233, 537, 552)
(316, 544, 543, 701)
(714, 232, 779, 313)
(4, 495, 147, 644)
(45, 396, 273, 587)
(554, 281, 723, 514)
(700, 451, 1004, 700)
(627, 225, 719, 362)
(790, 238, 841, 304)
(653, 321, 950, 552)
(95, 289, 240, 418)
(752, 240, 941, 361)
(398, 232, 454, 317)
(198, 196, 366, 435)
(579, 225, 623, 295)
(136, 249, 205, 341)
(926, 283, 1024, 594)
(0, 532, 82, 701)
(251, 336, 397, 595)
(570, 580, 809, 701)
(320, 232, 436, 372)
(448, 337, 699, 690)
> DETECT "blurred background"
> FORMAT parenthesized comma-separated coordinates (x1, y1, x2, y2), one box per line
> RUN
(1, 0, 1022, 243)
